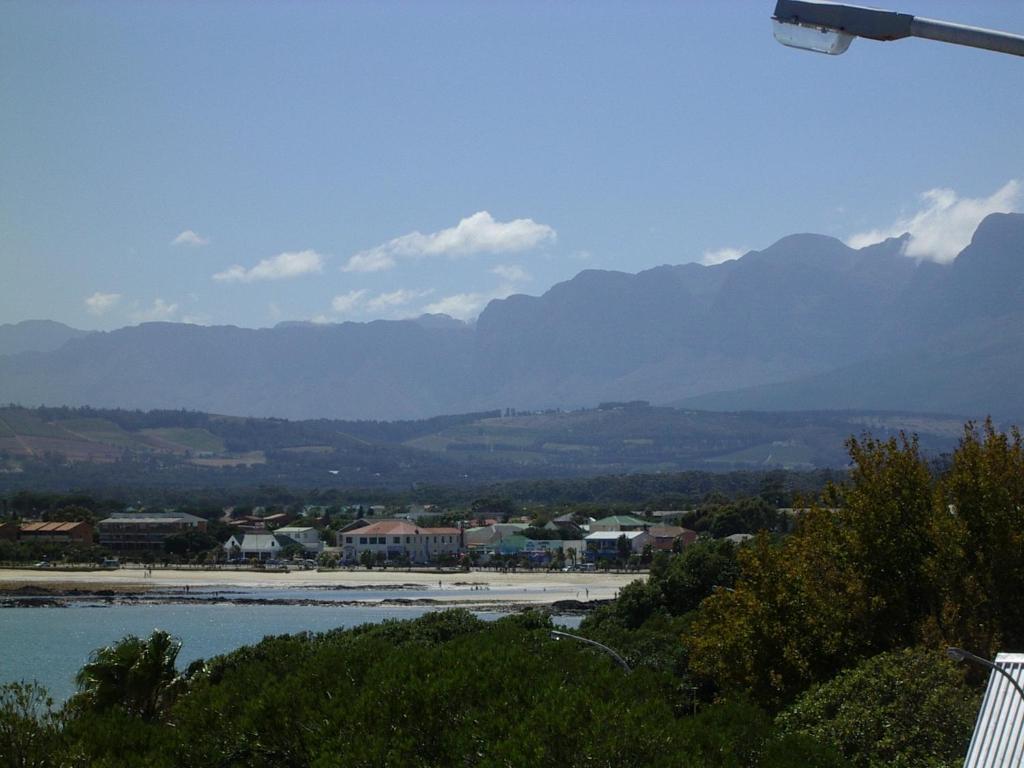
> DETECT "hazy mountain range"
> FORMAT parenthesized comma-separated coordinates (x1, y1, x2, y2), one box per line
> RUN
(2, 213, 1021, 421)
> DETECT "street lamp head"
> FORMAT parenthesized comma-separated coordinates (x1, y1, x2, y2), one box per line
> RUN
(772, 0, 1024, 59)
(772, 18, 854, 55)
(947, 647, 969, 663)
(947, 647, 999, 674)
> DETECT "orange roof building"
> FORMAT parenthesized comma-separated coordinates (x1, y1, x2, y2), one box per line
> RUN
(18, 521, 94, 544)
(337, 520, 462, 564)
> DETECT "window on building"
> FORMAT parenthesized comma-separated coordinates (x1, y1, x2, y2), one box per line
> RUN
(346, 536, 353, 543)
(359, 537, 367, 544)
(392, 536, 400, 544)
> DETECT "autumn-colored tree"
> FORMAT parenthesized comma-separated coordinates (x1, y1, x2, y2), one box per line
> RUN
(923, 420, 1024, 661)
(688, 433, 944, 708)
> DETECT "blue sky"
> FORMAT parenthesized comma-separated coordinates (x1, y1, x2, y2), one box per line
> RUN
(2, 1, 1023, 329)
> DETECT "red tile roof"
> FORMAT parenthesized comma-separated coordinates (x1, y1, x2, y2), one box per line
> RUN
(349, 520, 460, 537)
(20, 521, 89, 533)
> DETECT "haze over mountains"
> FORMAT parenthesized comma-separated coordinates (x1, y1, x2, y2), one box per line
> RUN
(2, 213, 1022, 421)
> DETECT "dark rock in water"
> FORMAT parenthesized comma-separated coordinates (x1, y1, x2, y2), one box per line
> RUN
(1, 597, 68, 608)
(550, 599, 602, 612)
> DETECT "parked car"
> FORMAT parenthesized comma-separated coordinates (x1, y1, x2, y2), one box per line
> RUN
(34, 561, 51, 568)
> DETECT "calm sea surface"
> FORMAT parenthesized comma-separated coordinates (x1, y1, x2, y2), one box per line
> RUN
(1, 592, 581, 701)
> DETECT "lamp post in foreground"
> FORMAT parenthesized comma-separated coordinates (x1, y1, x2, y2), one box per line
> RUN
(550, 630, 632, 673)
(772, 0, 1024, 58)
(947, 647, 1024, 706)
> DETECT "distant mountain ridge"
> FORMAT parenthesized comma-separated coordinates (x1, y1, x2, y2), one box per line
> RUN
(1, 213, 1022, 420)
(0, 320, 92, 357)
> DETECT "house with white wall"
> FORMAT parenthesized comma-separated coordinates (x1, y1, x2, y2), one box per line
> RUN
(338, 520, 462, 564)
(273, 526, 324, 554)
(223, 533, 283, 561)
(584, 530, 651, 561)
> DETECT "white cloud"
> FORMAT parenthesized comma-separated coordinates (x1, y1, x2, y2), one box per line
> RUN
(328, 288, 433, 319)
(131, 298, 179, 323)
(366, 288, 433, 311)
(847, 180, 1020, 263)
(84, 291, 122, 315)
(331, 290, 369, 314)
(422, 292, 492, 321)
(700, 247, 745, 266)
(420, 280, 524, 321)
(342, 211, 555, 272)
(490, 264, 531, 283)
(213, 250, 324, 282)
(172, 229, 209, 247)
(340, 251, 396, 274)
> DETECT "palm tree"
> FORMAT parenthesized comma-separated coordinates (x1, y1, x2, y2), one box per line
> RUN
(73, 629, 182, 720)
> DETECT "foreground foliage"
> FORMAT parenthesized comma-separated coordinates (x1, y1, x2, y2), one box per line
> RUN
(777, 648, 980, 768)
(686, 421, 1023, 710)
(5, 420, 1019, 767)
(1, 611, 848, 768)
(70, 630, 183, 722)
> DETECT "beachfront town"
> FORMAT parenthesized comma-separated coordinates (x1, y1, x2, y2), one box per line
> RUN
(0, 502, 764, 570)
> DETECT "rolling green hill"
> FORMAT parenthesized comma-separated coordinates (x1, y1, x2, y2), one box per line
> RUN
(0, 404, 972, 493)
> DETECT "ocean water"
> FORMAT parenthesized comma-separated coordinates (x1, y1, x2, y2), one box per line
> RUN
(0, 597, 581, 701)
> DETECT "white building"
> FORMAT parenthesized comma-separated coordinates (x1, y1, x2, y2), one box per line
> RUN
(224, 533, 282, 561)
(273, 526, 324, 554)
(463, 523, 528, 548)
(588, 515, 649, 533)
(338, 520, 462, 564)
(962, 652, 1024, 766)
(584, 530, 651, 560)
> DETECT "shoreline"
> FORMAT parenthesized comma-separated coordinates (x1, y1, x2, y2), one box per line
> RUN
(0, 567, 641, 610)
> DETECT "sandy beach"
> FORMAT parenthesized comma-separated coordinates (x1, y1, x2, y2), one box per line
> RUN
(0, 566, 643, 606)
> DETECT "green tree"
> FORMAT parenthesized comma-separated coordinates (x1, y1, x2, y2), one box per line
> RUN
(776, 648, 981, 768)
(923, 420, 1024, 661)
(687, 433, 936, 709)
(280, 543, 305, 560)
(708, 497, 781, 538)
(616, 534, 631, 562)
(0, 681, 62, 768)
(163, 530, 217, 558)
(655, 538, 740, 616)
(71, 630, 182, 721)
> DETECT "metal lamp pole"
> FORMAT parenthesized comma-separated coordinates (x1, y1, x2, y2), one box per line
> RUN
(550, 630, 632, 673)
(947, 647, 1024, 706)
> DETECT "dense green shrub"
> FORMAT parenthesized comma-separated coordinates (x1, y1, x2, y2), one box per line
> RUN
(776, 648, 981, 768)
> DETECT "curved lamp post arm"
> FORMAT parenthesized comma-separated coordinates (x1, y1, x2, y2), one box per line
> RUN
(947, 647, 1024, 706)
(550, 630, 632, 673)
